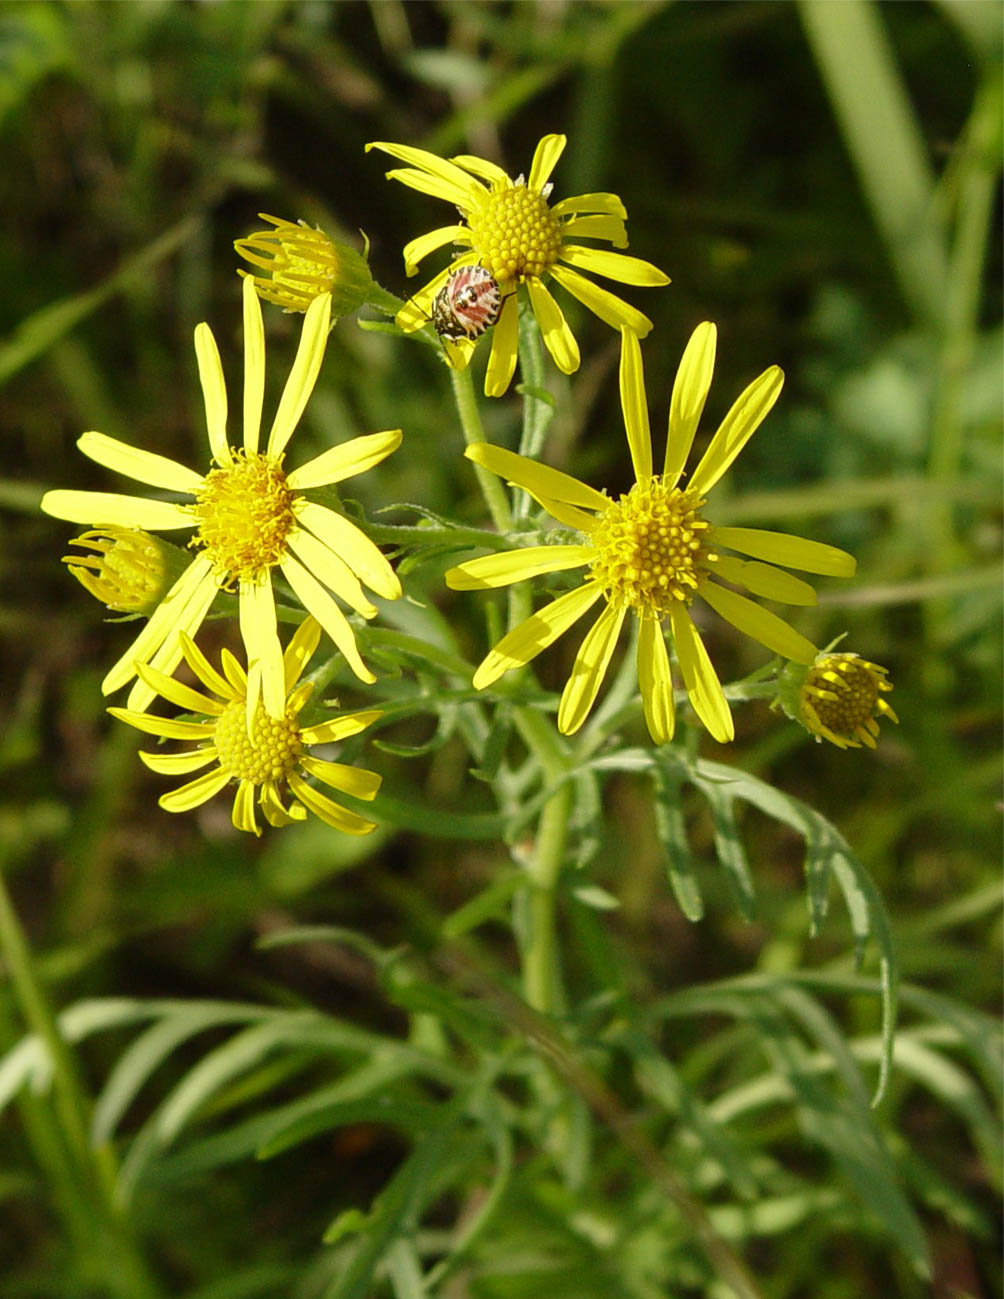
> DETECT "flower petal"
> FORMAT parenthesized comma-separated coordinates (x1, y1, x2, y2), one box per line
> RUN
(528, 494, 599, 533)
(557, 601, 626, 735)
(298, 755, 382, 800)
(484, 293, 520, 397)
(280, 554, 375, 683)
(296, 501, 401, 599)
(446, 544, 594, 590)
(551, 192, 627, 219)
(449, 153, 509, 186)
(76, 432, 202, 494)
(383, 167, 476, 209)
(287, 529, 377, 618)
(40, 490, 193, 531)
(179, 632, 239, 701)
(465, 443, 609, 512)
(698, 579, 817, 664)
(638, 618, 675, 744)
(472, 582, 602, 689)
(689, 366, 784, 497)
(549, 264, 653, 336)
(231, 780, 259, 835)
(124, 562, 219, 711)
(133, 661, 222, 715)
(559, 245, 669, 286)
(239, 575, 285, 720)
(402, 224, 470, 275)
(527, 279, 580, 374)
(668, 604, 733, 742)
(242, 275, 265, 454)
(528, 134, 567, 191)
(665, 322, 717, 486)
(282, 615, 321, 692)
(107, 707, 214, 741)
(287, 429, 402, 491)
(266, 291, 331, 458)
(708, 526, 857, 577)
(157, 766, 231, 813)
(559, 214, 628, 247)
(710, 555, 817, 606)
(194, 323, 231, 466)
(139, 748, 218, 776)
(288, 770, 378, 834)
(300, 709, 382, 745)
(366, 141, 482, 209)
(619, 327, 651, 482)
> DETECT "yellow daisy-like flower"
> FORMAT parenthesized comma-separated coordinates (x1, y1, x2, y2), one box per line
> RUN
(41, 276, 402, 721)
(63, 526, 183, 615)
(793, 651, 898, 749)
(366, 135, 670, 396)
(235, 214, 375, 316)
(108, 617, 383, 837)
(446, 325, 857, 743)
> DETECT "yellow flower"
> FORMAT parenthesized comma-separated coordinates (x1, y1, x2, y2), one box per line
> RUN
(235, 214, 375, 316)
(42, 276, 402, 721)
(63, 527, 183, 614)
(366, 135, 670, 395)
(786, 650, 898, 749)
(446, 325, 857, 743)
(108, 617, 383, 837)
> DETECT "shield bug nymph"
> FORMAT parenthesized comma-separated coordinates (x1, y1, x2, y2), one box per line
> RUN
(431, 265, 504, 342)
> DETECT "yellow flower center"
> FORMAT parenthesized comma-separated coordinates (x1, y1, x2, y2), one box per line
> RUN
(467, 183, 562, 282)
(192, 451, 296, 586)
(213, 698, 302, 785)
(589, 476, 713, 618)
(801, 656, 884, 739)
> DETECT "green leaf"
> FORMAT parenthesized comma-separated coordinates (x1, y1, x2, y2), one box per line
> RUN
(652, 764, 703, 921)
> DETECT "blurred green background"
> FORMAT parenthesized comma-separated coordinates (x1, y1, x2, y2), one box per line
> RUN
(0, 2, 1001, 1296)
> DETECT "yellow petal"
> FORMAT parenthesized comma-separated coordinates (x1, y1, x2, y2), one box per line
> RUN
(527, 493, 600, 533)
(549, 264, 653, 336)
(287, 429, 402, 491)
(665, 322, 717, 486)
(708, 526, 857, 577)
(472, 582, 602, 689)
(619, 327, 651, 482)
(445, 544, 594, 590)
(383, 166, 475, 210)
(282, 615, 322, 692)
(698, 580, 816, 664)
(710, 556, 817, 606)
(108, 707, 214, 741)
(194, 323, 231, 466)
(296, 501, 401, 599)
(179, 632, 239, 701)
(40, 490, 193, 531)
(638, 618, 675, 744)
(560, 214, 628, 247)
(76, 432, 202, 494)
(465, 443, 609, 512)
(366, 141, 481, 209)
(300, 709, 382, 745)
(287, 529, 377, 618)
(160, 767, 232, 813)
(551, 192, 627, 219)
(133, 660, 222, 715)
(449, 153, 509, 186)
(484, 293, 519, 397)
(230, 779, 260, 835)
(402, 225, 469, 276)
(139, 748, 218, 776)
(668, 604, 733, 742)
(298, 755, 382, 800)
(557, 602, 626, 734)
(239, 576, 285, 720)
(280, 554, 375, 683)
(266, 291, 331, 458)
(689, 366, 784, 497)
(528, 134, 567, 191)
(288, 771, 378, 835)
(396, 269, 448, 332)
(527, 278, 579, 374)
(242, 274, 265, 454)
(559, 245, 670, 286)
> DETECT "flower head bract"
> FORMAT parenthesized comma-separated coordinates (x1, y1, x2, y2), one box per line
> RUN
(42, 276, 402, 722)
(446, 325, 857, 743)
(367, 134, 670, 396)
(108, 616, 383, 837)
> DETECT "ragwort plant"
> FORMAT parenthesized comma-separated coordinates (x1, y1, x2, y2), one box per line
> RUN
(4, 120, 996, 1299)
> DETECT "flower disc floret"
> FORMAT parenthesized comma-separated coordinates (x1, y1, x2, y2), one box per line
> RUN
(193, 451, 295, 585)
(590, 479, 712, 618)
(214, 698, 302, 784)
(467, 184, 562, 282)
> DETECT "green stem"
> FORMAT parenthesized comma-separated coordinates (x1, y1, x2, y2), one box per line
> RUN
(449, 364, 513, 533)
(514, 297, 556, 519)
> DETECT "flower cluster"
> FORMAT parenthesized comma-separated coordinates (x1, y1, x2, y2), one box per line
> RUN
(40, 132, 895, 836)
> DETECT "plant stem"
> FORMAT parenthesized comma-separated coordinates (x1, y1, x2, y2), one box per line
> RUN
(449, 364, 513, 533)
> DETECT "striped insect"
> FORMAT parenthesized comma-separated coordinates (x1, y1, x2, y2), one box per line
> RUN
(431, 264, 504, 342)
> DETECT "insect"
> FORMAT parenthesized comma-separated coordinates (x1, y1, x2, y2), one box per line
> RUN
(430, 265, 504, 342)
